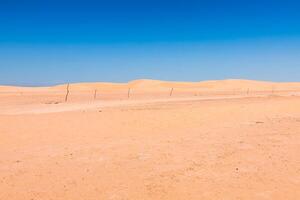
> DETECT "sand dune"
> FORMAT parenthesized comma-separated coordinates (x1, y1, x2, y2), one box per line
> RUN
(2, 79, 300, 92)
(1, 78, 300, 112)
(1, 79, 300, 199)
(43, 79, 300, 91)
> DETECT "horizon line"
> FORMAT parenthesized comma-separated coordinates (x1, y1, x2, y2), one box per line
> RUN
(1, 78, 300, 88)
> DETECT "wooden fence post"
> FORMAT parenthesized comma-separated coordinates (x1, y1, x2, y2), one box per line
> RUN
(94, 89, 97, 100)
(65, 83, 70, 102)
(128, 88, 131, 99)
(170, 88, 174, 97)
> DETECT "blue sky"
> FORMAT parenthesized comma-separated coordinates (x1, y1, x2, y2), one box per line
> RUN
(1, 0, 300, 86)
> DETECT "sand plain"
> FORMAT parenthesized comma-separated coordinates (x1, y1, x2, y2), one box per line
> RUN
(0, 79, 300, 200)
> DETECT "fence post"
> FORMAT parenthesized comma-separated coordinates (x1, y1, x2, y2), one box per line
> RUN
(170, 88, 174, 97)
(65, 83, 70, 102)
(94, 89, 97, 100)
(128, 88, 131, 99)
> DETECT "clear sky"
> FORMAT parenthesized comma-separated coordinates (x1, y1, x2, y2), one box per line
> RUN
(1, 0, 300, 86)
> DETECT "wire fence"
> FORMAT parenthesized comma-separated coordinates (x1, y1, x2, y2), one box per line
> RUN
(1, 87, 300, 104)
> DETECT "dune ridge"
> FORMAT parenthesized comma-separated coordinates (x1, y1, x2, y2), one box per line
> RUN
(1, 79, 300, 92)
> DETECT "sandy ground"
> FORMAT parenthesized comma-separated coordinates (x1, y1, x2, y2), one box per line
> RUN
(0, 79, 300, 200)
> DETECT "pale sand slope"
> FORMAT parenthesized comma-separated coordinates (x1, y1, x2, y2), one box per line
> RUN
(2, 79, 300, 91)
(1, 79, 300, 108)
(0, 79, 300, 200)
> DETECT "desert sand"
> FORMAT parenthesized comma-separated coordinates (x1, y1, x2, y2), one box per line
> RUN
(0, 79, 300, 200)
